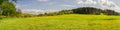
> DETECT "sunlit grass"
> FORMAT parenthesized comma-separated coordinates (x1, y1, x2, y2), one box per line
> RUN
(0, 14, 120, 30)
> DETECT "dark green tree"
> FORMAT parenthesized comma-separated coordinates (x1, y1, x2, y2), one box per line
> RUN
(1, 2, 17, 16)
(0, 0, 17, 16)
(60, 10, 73, 14)
(72, 7, 103, 15)
(103, 9, 120, 15)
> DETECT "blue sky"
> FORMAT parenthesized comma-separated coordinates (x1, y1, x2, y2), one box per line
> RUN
(16, 0, 120, 12)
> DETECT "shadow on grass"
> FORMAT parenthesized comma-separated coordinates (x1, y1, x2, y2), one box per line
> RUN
(102, 18, 118, 20)
(0, 18, 2, 20)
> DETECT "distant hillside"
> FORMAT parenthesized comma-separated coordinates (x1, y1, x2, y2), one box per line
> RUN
(19, 7, 120, 16)
(37, 7, 120, 16)
(72, 7, 120, 15)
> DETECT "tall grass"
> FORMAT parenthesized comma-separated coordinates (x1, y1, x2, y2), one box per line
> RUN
(0, 14, 120, 30)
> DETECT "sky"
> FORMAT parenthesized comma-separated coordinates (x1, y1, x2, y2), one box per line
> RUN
(16, 0, 120, 12)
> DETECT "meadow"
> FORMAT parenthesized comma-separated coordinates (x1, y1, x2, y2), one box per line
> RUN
(0, 14, 120, 30)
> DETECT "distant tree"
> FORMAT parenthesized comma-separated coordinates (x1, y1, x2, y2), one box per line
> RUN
(16, 9, 23, 17)
(37, 7, 120, 16)
(1, 2, 17, 16)
(72, 7, 103, 15)
(23, 14, 34, 17)
(103, 9, 120, 15)
(38, 14, 44, 16)
(60, 10, 73, 14)
(17, 9, 22, 14)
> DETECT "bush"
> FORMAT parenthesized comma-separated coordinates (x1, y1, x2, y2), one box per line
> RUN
(23, 14, 35, 17)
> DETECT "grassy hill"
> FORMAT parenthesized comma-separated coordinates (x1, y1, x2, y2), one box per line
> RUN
(0, 14, 120, 30)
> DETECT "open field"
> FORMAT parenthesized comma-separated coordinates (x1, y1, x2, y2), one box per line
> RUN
(0, 14, 120, 30)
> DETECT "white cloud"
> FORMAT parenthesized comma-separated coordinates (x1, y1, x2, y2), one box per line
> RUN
(15, 3, 21, 8)
(77, 0, 97, 4)
(77, 0, 120, 12)
(99, 0, 116, 8)
(21, 9, 60, 15)
(16, 5, 20, 8)
(60, 4, 76, 7)
(37, 0, 49, 2)
(98, 0, 120, 12)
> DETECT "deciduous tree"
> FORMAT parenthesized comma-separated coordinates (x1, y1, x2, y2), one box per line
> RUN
(1, 2, 17, 16)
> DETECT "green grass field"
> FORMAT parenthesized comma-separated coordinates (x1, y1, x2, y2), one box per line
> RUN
(0, 14, 120, 30)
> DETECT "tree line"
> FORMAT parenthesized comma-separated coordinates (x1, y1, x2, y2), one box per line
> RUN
(37, 7, 120, 16)
(72, 7, 120, 15)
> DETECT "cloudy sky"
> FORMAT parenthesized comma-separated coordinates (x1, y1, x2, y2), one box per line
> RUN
(16, 0, 120, 12)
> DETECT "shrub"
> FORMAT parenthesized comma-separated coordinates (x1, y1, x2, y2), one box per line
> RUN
(23, 14, 35, 17)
